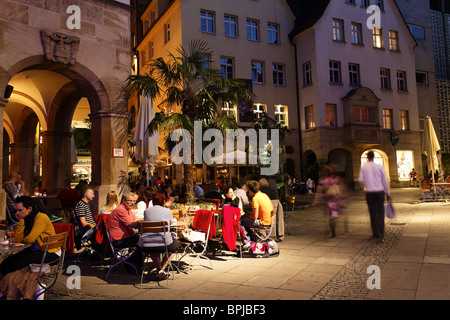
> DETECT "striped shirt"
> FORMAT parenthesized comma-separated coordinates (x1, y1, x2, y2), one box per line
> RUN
(74, 200, 96, 234)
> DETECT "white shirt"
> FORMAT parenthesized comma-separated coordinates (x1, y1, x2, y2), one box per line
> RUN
(359, 161, 390, 195)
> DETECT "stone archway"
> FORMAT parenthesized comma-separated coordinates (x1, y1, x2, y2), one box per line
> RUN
(4, 56, 129, 214)
(328, 148, 353, 179)
(10, 107, 40, 190)
(361, 149, 391, 184)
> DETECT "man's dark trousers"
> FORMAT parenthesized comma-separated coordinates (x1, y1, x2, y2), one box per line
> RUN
(365, 191, 385, 239)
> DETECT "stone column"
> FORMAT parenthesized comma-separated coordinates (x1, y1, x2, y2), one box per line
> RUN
(89, 111, 129, 215)
(0, 98, 7, 220)
(10, 142, 37, 192)
(41, 131, 74, 195)
(0, 98, 7, 184)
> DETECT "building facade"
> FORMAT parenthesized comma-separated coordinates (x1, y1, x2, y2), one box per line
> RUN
(130, 0, 300, 185)
(289, 0, 423, 188)
(428, 0, 450, 153)
(396, 0, 440, 159)
(0, 0, 133, 214)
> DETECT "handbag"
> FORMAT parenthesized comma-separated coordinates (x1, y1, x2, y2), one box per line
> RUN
(385, 200, 395, 219)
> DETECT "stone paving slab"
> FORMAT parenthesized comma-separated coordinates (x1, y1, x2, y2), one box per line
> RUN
(38, 188, 450, 301)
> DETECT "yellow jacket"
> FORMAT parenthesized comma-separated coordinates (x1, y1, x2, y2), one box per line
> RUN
(14, 213, 60, 253)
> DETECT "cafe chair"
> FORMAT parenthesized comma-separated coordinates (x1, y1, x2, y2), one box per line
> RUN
(247, 211, 279, 257)
(138, 221, 177, 288)
(177, 210, 214, 273)
(420, 179, 434, 203)
(104, 226, 139, 281)
(34, 232, 68, 300)
(75, 227, 102, 263)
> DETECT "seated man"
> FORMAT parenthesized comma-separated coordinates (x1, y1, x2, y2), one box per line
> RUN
(193, 182, 204, 199)
(74, 186, 97, 242)
(239, 180, 273, 245)
(409, 168, 418, 187)
(108, 192, 143, 268)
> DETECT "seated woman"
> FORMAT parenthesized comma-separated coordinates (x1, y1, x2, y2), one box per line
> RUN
(220, 186, 241, 209)
(139, 191, 180, 280)
(0, 196, 61, 276)
(135, 188, 157, 219)
(100, 191, 119, 215)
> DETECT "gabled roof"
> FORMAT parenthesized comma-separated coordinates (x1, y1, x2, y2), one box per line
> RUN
(286, 0, 417, 47)
(286, 0, 331, 39)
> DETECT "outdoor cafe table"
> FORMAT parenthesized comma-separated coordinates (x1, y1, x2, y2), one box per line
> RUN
(432, 182, 449, 201)
(0, 243, 32, 264)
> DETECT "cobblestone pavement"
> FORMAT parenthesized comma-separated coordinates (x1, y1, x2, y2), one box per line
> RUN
(312, 203, 415, 299)
(40, 188, 450, 301)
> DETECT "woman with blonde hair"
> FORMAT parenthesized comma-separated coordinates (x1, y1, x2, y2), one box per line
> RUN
(100, 191, 119, 215)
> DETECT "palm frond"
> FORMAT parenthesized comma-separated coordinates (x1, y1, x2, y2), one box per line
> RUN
(159, 113, 195, 135)
(214, 114, 240, 133)
(125, 74, 160, 99)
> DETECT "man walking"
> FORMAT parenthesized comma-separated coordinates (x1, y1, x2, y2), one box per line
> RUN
(359, 151, 390, 242)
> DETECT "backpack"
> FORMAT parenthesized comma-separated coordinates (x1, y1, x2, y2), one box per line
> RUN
(248, 240, 279, 256)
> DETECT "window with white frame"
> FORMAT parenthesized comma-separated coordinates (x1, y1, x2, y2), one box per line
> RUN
(349, 63, 361, 86)
(325, 104, 337, 127)
(373, 27, 383, 48)
(303, 62, 312, 86)
(268, 23, 280, 44)
(397, 71, 407, 92)
(272, 63, 285, 86)
(247, 19, 259, 41)
(222, 102, 236, 119)
(329, 60, 342, 84)
(200, 54, 211, 71)
(224, 15, 238, 37)
(201, 10, 215, 34)
(382, 109, 393, 129)
(361, 0, 370, 7)
(380, 68, 391, 89)
(355, 107, 369, 123)
(399, 110, 409, 131)
(389, 30, 399, 51)
(416, 71, 428, 85)
(305, 106, 315, 129)
(220, 57, 234, 79)
(164, 23, 171, 44)
(275, 105, 288, 125)
(351, 22, 363, 45)
(332, 19, 345, 42)
(253, 103, 266, 121)
(148, 41, 154, 59)
(252, 60, 264, 84)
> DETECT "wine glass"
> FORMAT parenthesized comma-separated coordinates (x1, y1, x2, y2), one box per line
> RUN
(6, 225, 15, 243)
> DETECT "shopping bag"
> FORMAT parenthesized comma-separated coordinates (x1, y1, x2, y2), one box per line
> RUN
(385, 200, 395, 219)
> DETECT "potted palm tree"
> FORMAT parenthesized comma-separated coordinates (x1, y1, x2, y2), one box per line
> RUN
(126, 40, 255, 202)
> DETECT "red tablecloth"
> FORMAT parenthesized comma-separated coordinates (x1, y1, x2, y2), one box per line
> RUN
(53, 223, 75, 254)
